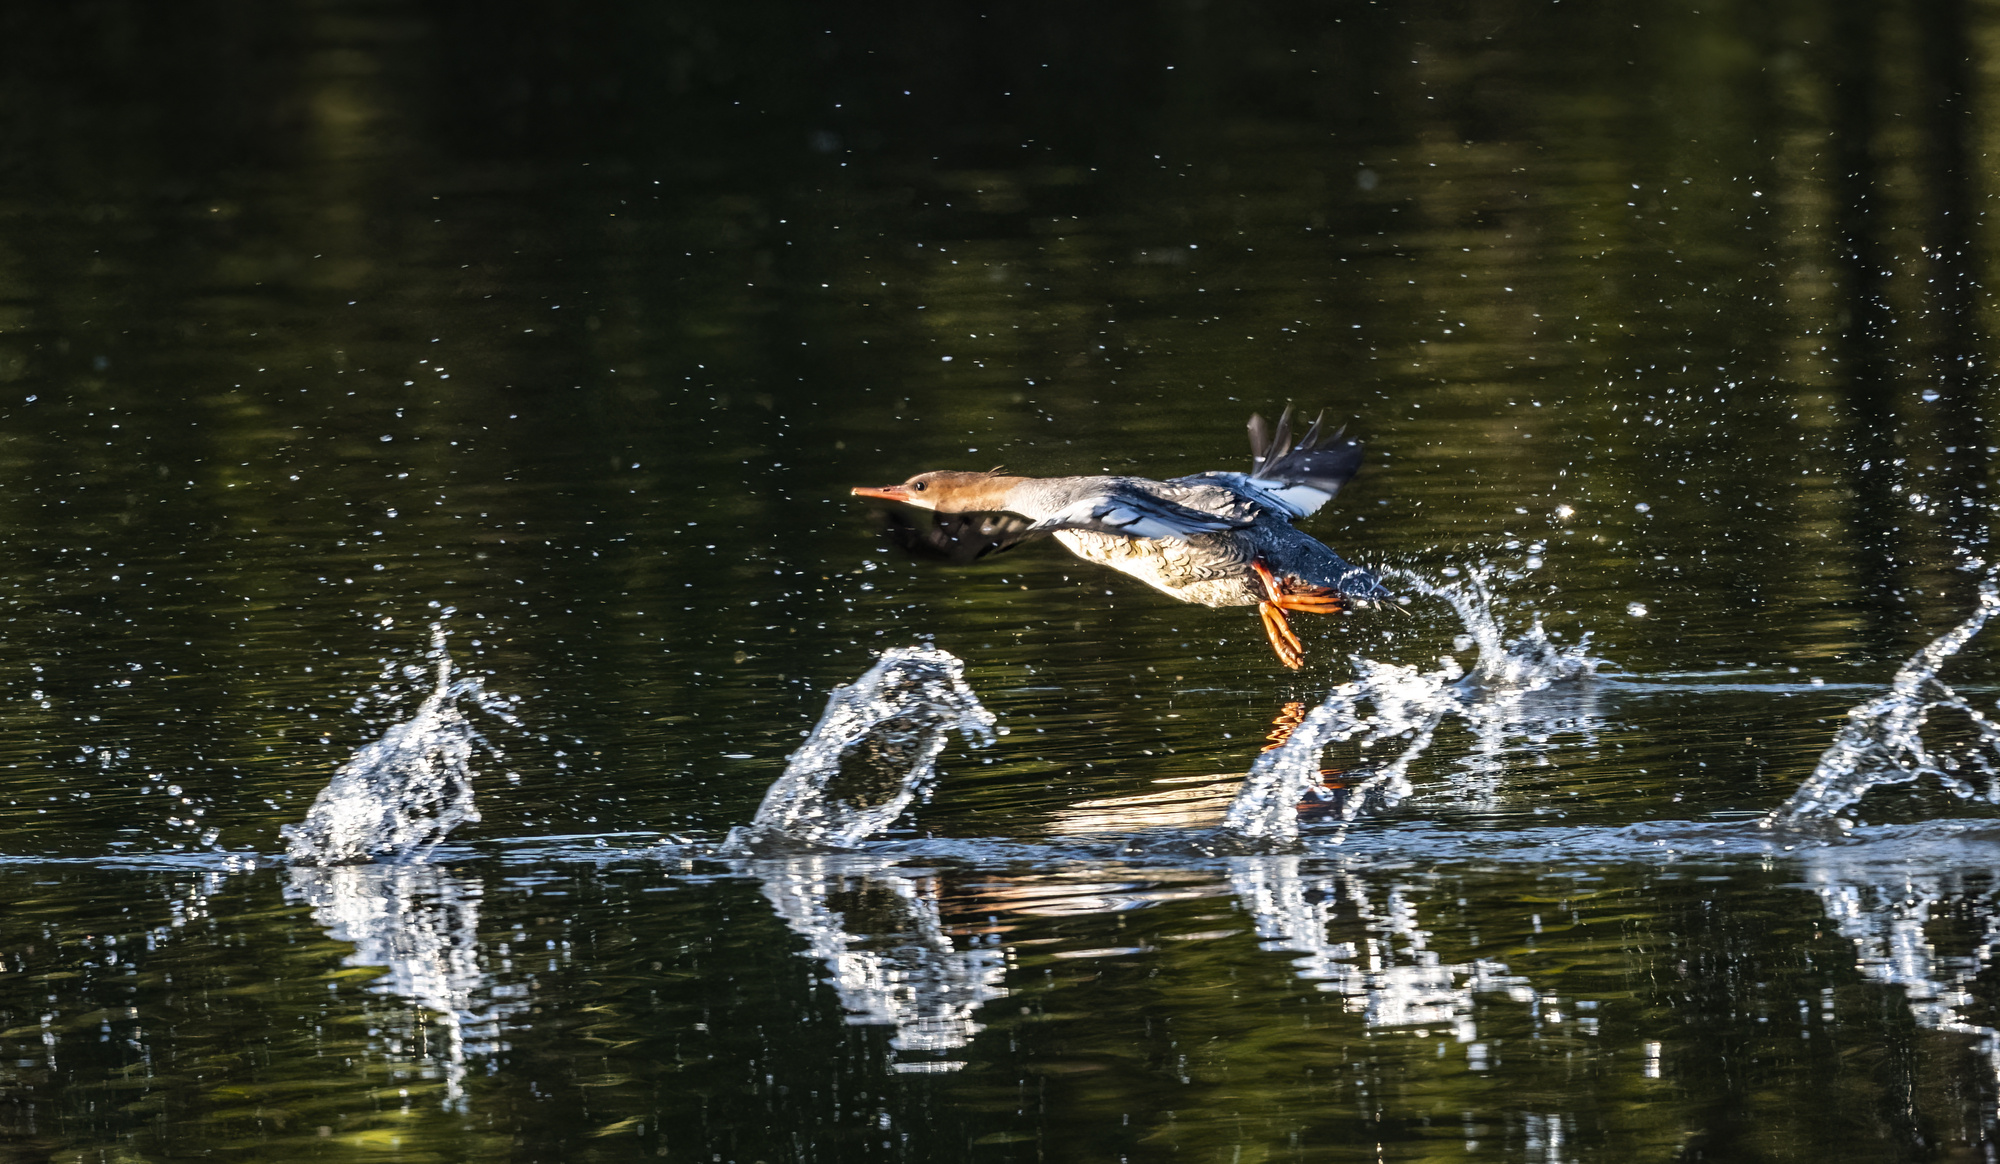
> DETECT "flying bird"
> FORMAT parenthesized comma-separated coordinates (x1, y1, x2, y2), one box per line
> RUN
(851, 408, 1389, 668)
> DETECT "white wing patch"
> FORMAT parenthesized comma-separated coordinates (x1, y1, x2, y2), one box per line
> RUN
(1203, 472, 1335, 520)
(1248, 478, 1337, 517)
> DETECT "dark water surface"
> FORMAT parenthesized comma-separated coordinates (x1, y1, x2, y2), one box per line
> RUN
(7, 1, 2000, 1160)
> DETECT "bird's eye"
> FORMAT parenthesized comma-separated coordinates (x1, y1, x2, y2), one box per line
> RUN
(912, 481, 927, 492)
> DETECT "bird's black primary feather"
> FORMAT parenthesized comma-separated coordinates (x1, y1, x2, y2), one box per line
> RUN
(1248, 405, 1366, 500)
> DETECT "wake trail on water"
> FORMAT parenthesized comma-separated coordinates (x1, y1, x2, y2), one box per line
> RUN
(61, 566, 2000, 874)
(100, 575, 2000, 1104)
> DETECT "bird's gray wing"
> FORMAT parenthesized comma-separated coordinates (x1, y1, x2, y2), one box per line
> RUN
(1026, 487, 1248, 540)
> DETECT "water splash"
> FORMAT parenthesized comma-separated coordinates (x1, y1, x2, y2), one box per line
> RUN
(1392, 567, 1597, 692)
(283, 624, 520, 865)
(724, 646, 998, 853)
(1763, 578, 2000, 830)
(1223, 569, 1600, 846)
(1223, 659, 1459, 843)
(1450, 674, 1608, 819)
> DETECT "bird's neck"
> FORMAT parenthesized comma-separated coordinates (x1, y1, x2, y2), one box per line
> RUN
(933, 473, 1036, 513)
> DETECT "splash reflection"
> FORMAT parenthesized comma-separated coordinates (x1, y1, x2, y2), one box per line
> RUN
(752, 853, 1550, 1075)
(1800, 847, 2000, 1094)
(284, 865, 517, 1106)
(1229, 856, 1535, 1039)
(754, 858, 1009, 1072)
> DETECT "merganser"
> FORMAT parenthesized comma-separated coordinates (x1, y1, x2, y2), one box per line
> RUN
(851, 408, 1390, 669)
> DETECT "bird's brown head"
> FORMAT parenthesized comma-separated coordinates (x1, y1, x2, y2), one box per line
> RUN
(850, 470, 1015, 513)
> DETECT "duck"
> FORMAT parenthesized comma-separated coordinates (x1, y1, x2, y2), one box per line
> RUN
(850, 408, 1390, 668)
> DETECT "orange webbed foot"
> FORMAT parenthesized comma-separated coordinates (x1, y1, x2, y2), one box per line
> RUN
(1251, 560, 1346, 613)
(1270, 590, 1345, 614)
(1250, 561, 1347, 667)
(1259, 602, 1305, 669)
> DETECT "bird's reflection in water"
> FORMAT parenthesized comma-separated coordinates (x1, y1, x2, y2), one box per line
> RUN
(1048, 702, 1360, 834)
(1262, 700, 1312, 750)
(1047, 773, 1244, 833)
(1265, 700, 1372, 820)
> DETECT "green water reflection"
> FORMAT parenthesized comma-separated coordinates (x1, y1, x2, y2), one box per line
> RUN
(4, 0, 2000, 1158)
(4, 853, 1997, 1161)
